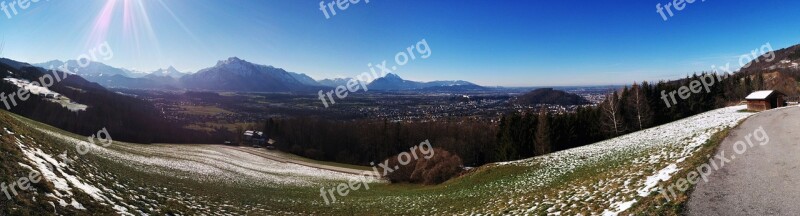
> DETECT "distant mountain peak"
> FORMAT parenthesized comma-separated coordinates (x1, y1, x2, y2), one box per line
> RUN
(217, 57, 248, 66)
(37, 60, 65, 68)
(384, 73, 402, 80)
(367, 73, 483, 91)
(148, 66, 186, 78)
(318, 77, 365, 87)
(182, 57, 309, 92)
(154, 66, 179, 72)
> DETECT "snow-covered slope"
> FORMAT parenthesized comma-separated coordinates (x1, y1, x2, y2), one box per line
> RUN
(3, 78, 62, 97)
(485, 105, 752, 215)
(1, 110, 380, 215)
(3, 78, 88, 111)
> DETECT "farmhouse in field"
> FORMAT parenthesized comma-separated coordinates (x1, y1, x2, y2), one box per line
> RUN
(745, 90, 786, 111)
(243, 130, 267, 147)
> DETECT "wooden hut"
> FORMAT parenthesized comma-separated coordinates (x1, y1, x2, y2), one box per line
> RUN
(745, 90, 786, 111)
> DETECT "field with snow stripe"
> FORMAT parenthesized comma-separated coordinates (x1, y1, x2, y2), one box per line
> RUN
(0, 106, 752, 215)
(16, 116, 378, 188)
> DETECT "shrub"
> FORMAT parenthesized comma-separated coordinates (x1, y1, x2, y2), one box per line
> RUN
(303, 149, 323, 160)
(382, 147, 463, 185)
(412, 149, 464, 184)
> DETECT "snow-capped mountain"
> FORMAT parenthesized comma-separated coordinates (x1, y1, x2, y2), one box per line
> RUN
(145, 66, 187, 79)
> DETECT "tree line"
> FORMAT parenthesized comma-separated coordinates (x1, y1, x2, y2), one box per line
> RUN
(263, 118, 496, 166)
(494, 70, 797, 162)
(265, 70, 794, 166)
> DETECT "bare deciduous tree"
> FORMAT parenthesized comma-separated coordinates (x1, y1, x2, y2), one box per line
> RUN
(534, 107, 551, 156)
(601, 92, 625, 136)
(627, 83, 653, 131)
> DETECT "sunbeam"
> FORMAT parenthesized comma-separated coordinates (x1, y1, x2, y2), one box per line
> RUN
(91, 0, 167, 68)
(86, 0, 117, 49)
(134, 0, 162, 58)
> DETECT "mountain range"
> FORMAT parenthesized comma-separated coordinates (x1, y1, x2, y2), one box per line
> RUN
(28, 57, 485, 92)
(32, 60, 185, 89)
(0, 58, 196, 143)
(367, 73, 484, 91)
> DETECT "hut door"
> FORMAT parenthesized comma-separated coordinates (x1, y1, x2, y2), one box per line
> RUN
(770, 97, 778, 109)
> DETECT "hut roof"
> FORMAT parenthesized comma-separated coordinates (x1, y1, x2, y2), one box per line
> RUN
(746, 90, 777, 100)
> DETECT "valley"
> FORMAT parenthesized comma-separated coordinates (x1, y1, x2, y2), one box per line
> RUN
(115, 87, 616, 134)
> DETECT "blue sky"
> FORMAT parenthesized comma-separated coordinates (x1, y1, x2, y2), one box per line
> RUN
(1, 0, 799, 86)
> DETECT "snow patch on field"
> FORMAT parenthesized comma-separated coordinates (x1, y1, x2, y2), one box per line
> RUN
(12, 135, 140, 214)
(15, 139, 74, 196)
(637, 163, 678, 197)
(27, 123, 377, 187)
(602, 200, 636, 216)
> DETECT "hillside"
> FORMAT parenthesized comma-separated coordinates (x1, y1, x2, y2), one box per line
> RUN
(0, 105, 753, 215)
(513, 88, 590, 106)
(740, 44, 800, 73)
(0, 59, 219, 144)
(732, 44, 800, 97)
